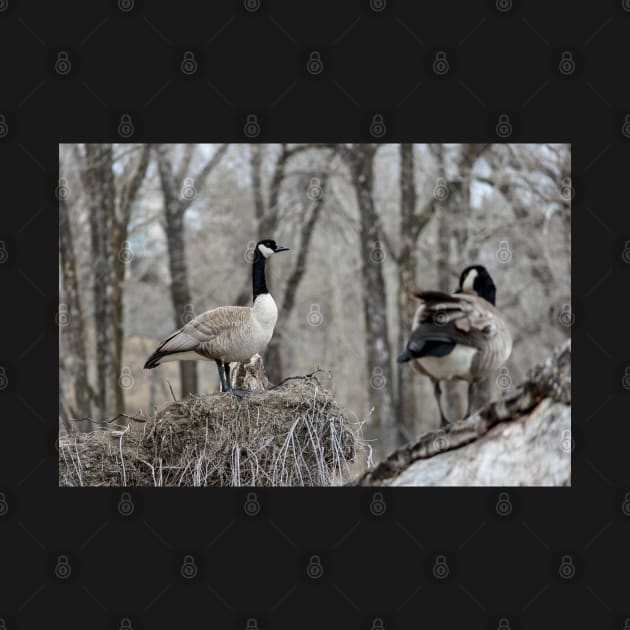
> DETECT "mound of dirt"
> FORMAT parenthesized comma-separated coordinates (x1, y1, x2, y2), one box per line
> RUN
(59, 376, 359, 487)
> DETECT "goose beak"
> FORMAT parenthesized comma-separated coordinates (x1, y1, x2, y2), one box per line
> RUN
(274, 245, 290, 252)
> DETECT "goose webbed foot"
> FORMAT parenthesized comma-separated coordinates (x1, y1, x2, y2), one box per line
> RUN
(222, 363, 251, 397)
(228, 387, 251, 398)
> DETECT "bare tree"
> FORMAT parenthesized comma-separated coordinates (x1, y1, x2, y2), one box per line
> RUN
(82, 144, 116, 416)
(340, 144, 397, 455)
(59, 193, 92, 421)
(235, 144, 319, 303)
(111, 145, 151, 411)
(234, 144, 334, 383)
(249, 143, 265, 223)
(230, 142, 271, 307)
(479, 145, 560, 298)
(265, 171, 330, 383)
(155, 143, 229, 397)
(76, 144, 151, 416)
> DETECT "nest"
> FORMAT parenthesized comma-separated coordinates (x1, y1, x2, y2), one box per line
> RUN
(59, 376, 360, 487)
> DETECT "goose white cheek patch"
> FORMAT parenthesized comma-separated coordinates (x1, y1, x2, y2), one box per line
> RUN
(462, 269, 478, 293)
(258, 244, 275, 258)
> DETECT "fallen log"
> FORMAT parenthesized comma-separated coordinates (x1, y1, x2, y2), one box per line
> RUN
(352, 340, 571, 486)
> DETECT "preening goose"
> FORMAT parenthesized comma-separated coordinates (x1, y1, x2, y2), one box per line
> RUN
(398, 265, 512, 427)
(144, 239, 289, 395)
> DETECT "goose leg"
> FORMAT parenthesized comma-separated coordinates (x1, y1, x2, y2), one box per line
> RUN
(223, 361, 250, 398)
(215, 360, 227, 392)
(223, 362, 231, 391)
(466, 382, 476, 417)
(433, 381, 450, 428)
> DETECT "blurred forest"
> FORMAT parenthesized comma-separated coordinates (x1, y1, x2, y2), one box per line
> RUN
(58, 143, 571, 462)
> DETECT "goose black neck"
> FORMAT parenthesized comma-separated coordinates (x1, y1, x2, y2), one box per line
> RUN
(252, 253, 268, 301)
(479, 284, 496, 306)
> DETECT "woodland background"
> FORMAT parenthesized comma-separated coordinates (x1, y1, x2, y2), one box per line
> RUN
(58, 143, 571, 461)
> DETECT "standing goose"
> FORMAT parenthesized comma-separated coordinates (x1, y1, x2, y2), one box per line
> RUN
(398, 265, 512, 427)
(144, 239, 289, 395)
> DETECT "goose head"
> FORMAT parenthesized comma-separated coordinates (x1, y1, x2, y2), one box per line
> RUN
(455, 265, 496, 305)
(256, 239, 290, 259)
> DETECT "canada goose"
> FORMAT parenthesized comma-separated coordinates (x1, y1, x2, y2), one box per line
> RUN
(398, 265, 512, 427)
(144, 239, 289, 395)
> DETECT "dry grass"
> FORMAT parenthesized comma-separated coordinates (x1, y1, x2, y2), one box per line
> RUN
(59, 376, 364, 487)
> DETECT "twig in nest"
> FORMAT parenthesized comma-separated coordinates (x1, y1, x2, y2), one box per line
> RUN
(72, 411, 150, 425)
(167, 381, 177, 401)
(269, 368, 326, 390)
(117, 423, 130, 486)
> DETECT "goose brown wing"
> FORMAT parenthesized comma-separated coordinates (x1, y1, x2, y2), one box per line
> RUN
(155, 306, 250, 354)
(411, 291, 498, 351)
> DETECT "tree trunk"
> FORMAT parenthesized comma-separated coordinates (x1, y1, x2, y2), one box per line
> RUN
(59, 196, 92, 422)
(154, 143, 229, 397)
(249, 144, 265, 223)
(432, 145, 453, 291)
(255, 145, 305, 379)
(229, 353, 271, 391)
(397, 144, 418, 436)
(111, 144, 151, 414)
(110, 234, 125, 413)
(156, 148, 198, 398)
(84, 144, 116, 417)
(346, 145, 398, 456)
(233, 144, 267, 307)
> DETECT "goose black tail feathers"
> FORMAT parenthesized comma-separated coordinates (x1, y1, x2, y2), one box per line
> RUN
(411, 290, 461, 302)
(144, 350, 167, 369)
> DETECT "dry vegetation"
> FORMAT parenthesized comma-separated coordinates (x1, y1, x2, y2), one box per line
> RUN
(59, 376, 364, 487)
